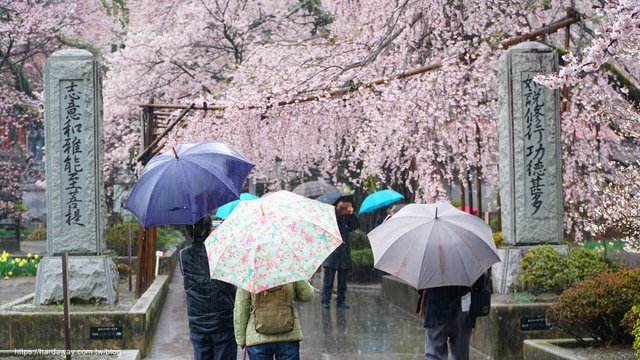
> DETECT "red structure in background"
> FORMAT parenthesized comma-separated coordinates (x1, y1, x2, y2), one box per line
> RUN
(458, 205, 478, 215)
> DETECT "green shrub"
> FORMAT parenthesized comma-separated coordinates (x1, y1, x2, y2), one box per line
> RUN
(566, 246, 610, 280)
(106, 221, 184, 255)
(26, 226, 47, 241)
(106, 220, 141, 256)
(157, 226, 184, 251)
(493, 232, 503, 248)
(349, 229, 370, 250)
(351, 248, 374, 266)
(547, 269, 640, 346)
(515, 245, 608, 294)
(622, 305, 640, 359)
(489, 214, 500, 232)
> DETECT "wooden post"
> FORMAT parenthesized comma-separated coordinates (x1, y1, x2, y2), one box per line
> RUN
(127, 223, 132, 292)
(135, 97, 159, 297)
(135, 229, 145, 298)
(14, 217, 21, 253)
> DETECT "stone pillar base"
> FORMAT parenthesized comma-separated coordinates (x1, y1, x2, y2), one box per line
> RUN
(492, 245, 569, 294)
(34, 256, 118, 305)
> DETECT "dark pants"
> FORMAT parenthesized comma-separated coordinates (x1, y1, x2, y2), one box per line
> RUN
(247, 341, 300, 360)
(424, 307, 471, 360)
(190, 329, 237, 360)
(321, 267, 347, 306)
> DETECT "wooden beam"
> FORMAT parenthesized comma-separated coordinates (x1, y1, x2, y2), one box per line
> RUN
(136, 103, 195, 163)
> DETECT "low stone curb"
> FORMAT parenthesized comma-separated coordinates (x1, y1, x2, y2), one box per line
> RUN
(523, 339, 591, 360)
(0, 349, 140, 359)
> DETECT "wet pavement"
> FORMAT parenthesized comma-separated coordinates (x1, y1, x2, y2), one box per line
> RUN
(147, 270, 426, 359)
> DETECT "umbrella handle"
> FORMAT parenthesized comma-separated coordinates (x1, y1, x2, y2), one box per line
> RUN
(171, 146, 178, 158)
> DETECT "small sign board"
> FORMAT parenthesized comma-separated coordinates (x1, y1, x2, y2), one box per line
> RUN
(520, 316, 551, 331)
(90, 326, 123, 340)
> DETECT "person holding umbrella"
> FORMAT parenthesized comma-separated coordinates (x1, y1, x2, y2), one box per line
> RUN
(321, 195, 360, 309)
(367, 202, 500, 360)
(204, 191, 344, 359)
(420, 282, 478, 360)
(234, 280, 314, 359)
(179, 215, 237, 360)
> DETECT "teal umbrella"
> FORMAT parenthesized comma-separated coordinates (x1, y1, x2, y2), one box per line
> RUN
(215, 192, 259, 219)
(358, 189, 404, 215)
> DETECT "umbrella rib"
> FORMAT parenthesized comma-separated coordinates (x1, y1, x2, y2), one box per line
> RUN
(443, 223, 486, 284)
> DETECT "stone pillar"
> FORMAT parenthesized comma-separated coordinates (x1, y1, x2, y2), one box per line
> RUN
(34, 49, 117, 305)
(494, 42, 566, 293)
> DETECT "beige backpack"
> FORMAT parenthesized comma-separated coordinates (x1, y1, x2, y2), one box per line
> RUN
(251, 285, 294, 334)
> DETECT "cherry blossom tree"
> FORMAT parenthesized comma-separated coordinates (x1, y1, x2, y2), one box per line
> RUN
(537, 1, 639, 248)
(584, 162, 640, 252)
(8, 0, 632, 247)
(153, 0, 638, 239)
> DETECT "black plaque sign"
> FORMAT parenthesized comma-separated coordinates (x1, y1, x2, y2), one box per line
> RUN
(90, 326, 123, 340)
(520, 316, 551, 331)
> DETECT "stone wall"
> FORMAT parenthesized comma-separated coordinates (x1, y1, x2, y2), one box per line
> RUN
(0, 275, 168, 357)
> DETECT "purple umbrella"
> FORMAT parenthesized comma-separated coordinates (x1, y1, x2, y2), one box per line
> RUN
(124, 141, 254, 227)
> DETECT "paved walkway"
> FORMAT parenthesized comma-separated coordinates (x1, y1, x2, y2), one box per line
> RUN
(147, 270, 426, 359)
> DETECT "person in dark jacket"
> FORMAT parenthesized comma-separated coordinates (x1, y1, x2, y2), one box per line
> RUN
(420, 273, 485, 360)
(321, 196, 360, 309)
(180, 215, 237, 360)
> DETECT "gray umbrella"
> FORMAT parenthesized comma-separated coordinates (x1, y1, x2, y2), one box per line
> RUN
(368, 202, 500, 289)
(292, 180, 339, 198)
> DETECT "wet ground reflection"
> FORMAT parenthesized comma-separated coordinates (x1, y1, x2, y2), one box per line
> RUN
(297, 285, 424, 359)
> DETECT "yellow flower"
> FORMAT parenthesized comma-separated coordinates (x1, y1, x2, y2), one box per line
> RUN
(27, 253, 32, 258)
(34, 255, 39, 260)
(8, 271, 12, 276)
(3, 276, 8, 280)
(18, 262, 24, 267)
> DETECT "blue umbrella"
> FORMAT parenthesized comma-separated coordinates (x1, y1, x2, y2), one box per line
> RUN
(316, 191, 349, 205)
(358, 189, 404, 215)
(215, 192, 260, 219)
(124, 141, 254, 227)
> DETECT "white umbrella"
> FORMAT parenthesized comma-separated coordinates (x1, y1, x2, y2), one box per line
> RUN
(368, 202, 500, 289)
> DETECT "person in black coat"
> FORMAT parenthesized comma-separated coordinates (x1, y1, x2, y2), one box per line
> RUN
(418, 273, 487, 360)
(321, 196, 360, 309)
(180, 215, 237, 360)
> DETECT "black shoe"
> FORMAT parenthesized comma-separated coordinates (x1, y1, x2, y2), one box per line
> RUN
(337, 303, 350, 309)
(321, 303, 330, 309)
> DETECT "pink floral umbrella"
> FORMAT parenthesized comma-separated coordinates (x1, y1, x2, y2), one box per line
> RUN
(205, 190, 343, 293)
